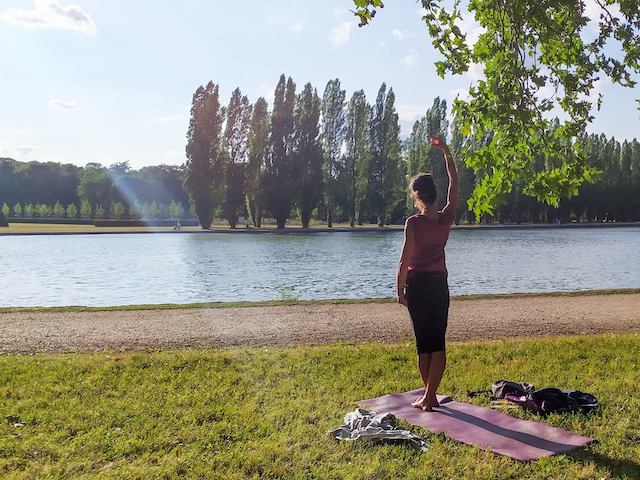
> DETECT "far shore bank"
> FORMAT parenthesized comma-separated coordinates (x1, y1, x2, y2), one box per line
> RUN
(1, 290, 638, 354)
(1, 221, 639, 237)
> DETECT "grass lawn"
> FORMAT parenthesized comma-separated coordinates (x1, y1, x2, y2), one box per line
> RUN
(1, 334, 639, 479)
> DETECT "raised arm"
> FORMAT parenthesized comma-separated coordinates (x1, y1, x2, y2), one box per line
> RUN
(396, 217, 415, 306)
(429, 135, 458, 218)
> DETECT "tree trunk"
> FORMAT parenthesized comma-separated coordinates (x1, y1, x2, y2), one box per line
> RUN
(301, 211, 311, 229)
(255, 205, 263, 227)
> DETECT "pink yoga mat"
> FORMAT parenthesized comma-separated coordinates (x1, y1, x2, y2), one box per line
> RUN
(362, 389, 594, 461)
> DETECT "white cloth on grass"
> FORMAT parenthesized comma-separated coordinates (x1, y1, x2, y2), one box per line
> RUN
(329, 408, 428, 452)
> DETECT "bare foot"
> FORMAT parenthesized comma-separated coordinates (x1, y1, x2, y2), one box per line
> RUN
(411, 394, 427, 409)
(411, 395, 440, 412)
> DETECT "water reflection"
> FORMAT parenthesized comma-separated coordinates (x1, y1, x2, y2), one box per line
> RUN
(0, 228, 638, 307)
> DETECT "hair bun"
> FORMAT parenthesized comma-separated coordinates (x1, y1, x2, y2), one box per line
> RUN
(409, 173, 437, 206)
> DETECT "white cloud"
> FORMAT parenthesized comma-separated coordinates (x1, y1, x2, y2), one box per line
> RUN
(288, 20, 304, 32)
(259, 84, 276, 106)
(329, 22, 353, 46)
(154, 108, 189, 124)
(0, 0, 97, 35)
(378, 40, 388, 48)
(458, 11, 485, 47)
(588, 77, 610, 107)
(467, 62, 485, 81)
(48, 99, 78, 110)
(400, 50, 418, 67)
(333, 6, 347, 17)
(448, 88, 471, 102)
(584, 0, 622, 25)
(448, 62, 484, 101)
(392, 29, 415, 41)
(159, 150, 185, 165)
(0, 143, 42, 158)
(0, 129, 31, 138)
(581, 0, 623, 41)
(267, 14, 304, 33)
(397, 105, 427, 124)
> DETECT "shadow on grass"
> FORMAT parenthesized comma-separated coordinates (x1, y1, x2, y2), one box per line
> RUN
(569, 450, 640, 478)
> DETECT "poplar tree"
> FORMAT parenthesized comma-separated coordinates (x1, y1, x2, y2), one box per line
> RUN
(450, 117, 475, 222)
(263, 75, 296, 229)
(320, 79, 346, 227)
(368, 83, 402, 226)
(619, 141, 634, 221)
(245, 97, 270, 227)
(405, 120, 426, 178)
(422, 97, 449, 209)
(344, 90, 371, 227)
(223, 87, 252, 228)
(293, 83, 324, 228)
(184, 82, 225, 229)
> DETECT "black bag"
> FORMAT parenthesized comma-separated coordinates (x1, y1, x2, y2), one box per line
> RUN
(505, 387, 599, 414)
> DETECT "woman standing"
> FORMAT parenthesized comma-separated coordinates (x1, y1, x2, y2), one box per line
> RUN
(396, 135, 458, 412)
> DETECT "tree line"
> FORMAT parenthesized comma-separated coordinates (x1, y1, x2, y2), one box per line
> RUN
(407, 102, 640, 223)
(1, 76, 639, 226)
(184, 75, 640, 228)
(0, 159, 190, 220)
(184, 76, 404, 228)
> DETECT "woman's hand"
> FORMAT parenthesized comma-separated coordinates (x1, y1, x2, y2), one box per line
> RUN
(427, 134, 449, 152)
(397, 289, 407, 306)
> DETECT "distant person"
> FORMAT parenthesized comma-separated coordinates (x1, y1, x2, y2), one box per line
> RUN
(173, 220, 181, 231)
(396, 134, 458, 412)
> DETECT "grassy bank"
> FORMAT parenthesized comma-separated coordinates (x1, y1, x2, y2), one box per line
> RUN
(0, 222, 399, 235)
(1, 288, 638, 314)
(3, 221, 638, 236)
(1, 334, 639, 479)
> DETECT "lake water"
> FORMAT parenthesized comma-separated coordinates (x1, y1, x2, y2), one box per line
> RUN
(0, 228, 638, 307)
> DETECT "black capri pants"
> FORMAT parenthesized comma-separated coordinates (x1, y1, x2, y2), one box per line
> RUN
(405, 272, 450, 354)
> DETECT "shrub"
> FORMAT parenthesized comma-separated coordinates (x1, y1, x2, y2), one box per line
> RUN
(168, 201, 185, 219)
(66, 204, 78, 218)
(53, 201, 65, 217)
(36, 204, 51, 217)
(80, 200, 92, 219)
(13, 203, 22, 217)
(110, 201, 126, 219)
(95, 204, 106, 218)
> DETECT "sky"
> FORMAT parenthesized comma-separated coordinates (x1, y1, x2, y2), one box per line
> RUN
(0, 0, 638, 169)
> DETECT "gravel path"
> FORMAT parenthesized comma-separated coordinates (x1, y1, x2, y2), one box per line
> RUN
(1, 293, 639, 354)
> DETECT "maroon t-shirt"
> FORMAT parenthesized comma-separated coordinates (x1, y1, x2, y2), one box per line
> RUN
(406, 210, 454, 277)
